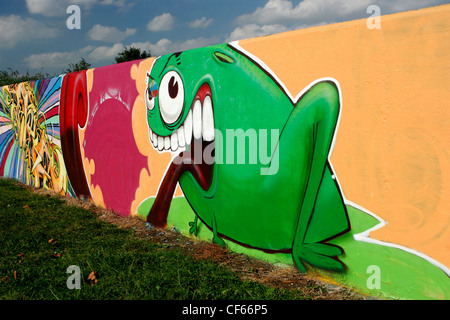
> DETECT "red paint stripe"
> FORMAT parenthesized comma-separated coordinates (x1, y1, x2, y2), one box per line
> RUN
(0, 138, 14, 176)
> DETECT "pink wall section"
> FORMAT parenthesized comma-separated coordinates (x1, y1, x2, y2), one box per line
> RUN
(82, 61, 148, 216)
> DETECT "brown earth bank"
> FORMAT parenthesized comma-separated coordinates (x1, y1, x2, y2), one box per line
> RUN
(23, 183, 381, 300)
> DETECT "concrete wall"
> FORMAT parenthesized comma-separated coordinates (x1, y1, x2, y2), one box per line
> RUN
(1, 4, 449, 299)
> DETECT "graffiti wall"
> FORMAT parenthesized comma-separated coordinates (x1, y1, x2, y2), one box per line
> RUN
(1, 5, 449, 299)
(0, 77, 73, 196)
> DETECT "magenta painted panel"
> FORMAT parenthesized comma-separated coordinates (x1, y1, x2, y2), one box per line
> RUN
(83, 61, 148, 216)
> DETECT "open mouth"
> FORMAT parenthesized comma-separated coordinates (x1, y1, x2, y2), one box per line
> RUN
(149, 83, 215, 153)
(147, 83, 215, 228)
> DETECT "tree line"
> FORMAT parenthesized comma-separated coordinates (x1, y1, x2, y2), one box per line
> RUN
(0, 47, 151, 86)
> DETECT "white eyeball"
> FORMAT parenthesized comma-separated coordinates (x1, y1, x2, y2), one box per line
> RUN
(145, 87, 155, 111)
(158, 71, 184, 124)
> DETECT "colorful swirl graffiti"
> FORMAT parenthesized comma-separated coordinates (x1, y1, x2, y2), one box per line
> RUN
(0, 77, 73, 196)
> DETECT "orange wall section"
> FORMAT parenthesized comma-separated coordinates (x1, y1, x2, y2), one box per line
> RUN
(237, 4, 450, 269)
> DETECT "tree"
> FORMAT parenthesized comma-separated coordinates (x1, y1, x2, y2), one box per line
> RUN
(114, 46, 152, 64)
(0, 68, 51, 86)
(65, 57, 91, 73)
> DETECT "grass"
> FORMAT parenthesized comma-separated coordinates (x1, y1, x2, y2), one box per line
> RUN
(0, 178, 317, 300)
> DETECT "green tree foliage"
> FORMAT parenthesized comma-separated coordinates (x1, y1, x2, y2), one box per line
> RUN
(115, 46, 152, 64)
(0, 69, 51, 87)
(65, 57, 92, 73)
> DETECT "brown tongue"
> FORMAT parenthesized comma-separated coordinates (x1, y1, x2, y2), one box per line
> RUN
(147, 139, 213, 228)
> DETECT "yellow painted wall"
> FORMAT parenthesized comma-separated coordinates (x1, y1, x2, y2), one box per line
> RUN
(238, 4, 450, 269)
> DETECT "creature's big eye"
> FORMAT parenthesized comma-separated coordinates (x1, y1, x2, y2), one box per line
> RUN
(158, 71, 184, 125)
(145, 88, 155, 111)
(146, 79, 157, 111)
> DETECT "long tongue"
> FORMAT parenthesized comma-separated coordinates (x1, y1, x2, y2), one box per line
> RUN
(147, 139, 213, 228)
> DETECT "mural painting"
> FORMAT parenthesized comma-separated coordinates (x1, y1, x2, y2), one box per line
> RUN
(142, 44, 351, 273)
(0, 77, 72, 196)
(59, 70, 91, 199)
(1, 5, 449, 300)
(80, 61, 148, 216)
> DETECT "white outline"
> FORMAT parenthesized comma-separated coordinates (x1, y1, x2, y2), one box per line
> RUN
(348, 200, 450, 277)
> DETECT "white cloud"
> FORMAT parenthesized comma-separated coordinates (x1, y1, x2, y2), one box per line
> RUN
(88, 24, 136, 43)
(23, 43, 125, 71)
(235, 0, 448, 28)
(24, 51, 81, 70)
(25, 0, 98, 17)
(0, 15, 60, 49)
(99, 0, 126, 6)
(130, 36, 220, 57)
(235, 0, 370, 26)
(147, 13, 175, 32)
(26, 0, 66, 17)
(129, 39, 171, 57)
(188, 17, 214, 29)
(99, 0, 135, 11)
(175, 37, 221, 52)
(226, 24, 291, 42)
(23, 37, 209, 72)
(26, 0, 134, 16)
(87, 43, 125, 62)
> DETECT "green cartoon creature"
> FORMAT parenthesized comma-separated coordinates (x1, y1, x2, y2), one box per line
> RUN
(144, 43, 351, 273)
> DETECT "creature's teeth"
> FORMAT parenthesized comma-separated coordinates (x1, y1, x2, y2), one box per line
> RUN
(192, 100, 202, 140)
(184, 110, 193, 146)
(202, 96, 214, 142)
(158, 136, 164, 151)
(178, 126, 185, 147)
(152, 133, 158, 148)
(171, 131, 178, 151)
(164, 137, 170, 150)
(149, 127, 153, 142)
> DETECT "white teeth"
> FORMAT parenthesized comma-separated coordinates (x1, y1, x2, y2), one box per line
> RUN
(171, 131, 178, 151)
(202, 96, 215, 142)
(152, 133, 157, 148)
(149, 127, 153, 142)
(164, 137, 171, 150)
(178, 126, 186, 147)
(192, 100, 202, 140)
(150, 96, 214, 152)
(158, 136, 164, 151)
(184, 110, 193, 146)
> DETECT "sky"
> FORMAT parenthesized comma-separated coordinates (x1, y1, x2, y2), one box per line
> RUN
(0, 0, 449, 76)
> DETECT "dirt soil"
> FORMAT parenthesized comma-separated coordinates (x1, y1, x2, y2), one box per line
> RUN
(27, 184, 380, 300)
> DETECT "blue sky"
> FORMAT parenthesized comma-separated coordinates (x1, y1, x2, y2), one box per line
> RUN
(1, 0, 449, 75)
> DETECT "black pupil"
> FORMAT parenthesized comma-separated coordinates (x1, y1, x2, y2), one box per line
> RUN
(168, 76, 178, 99)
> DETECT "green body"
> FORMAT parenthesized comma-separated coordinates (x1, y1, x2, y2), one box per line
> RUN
(146, 43, 351, 272)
